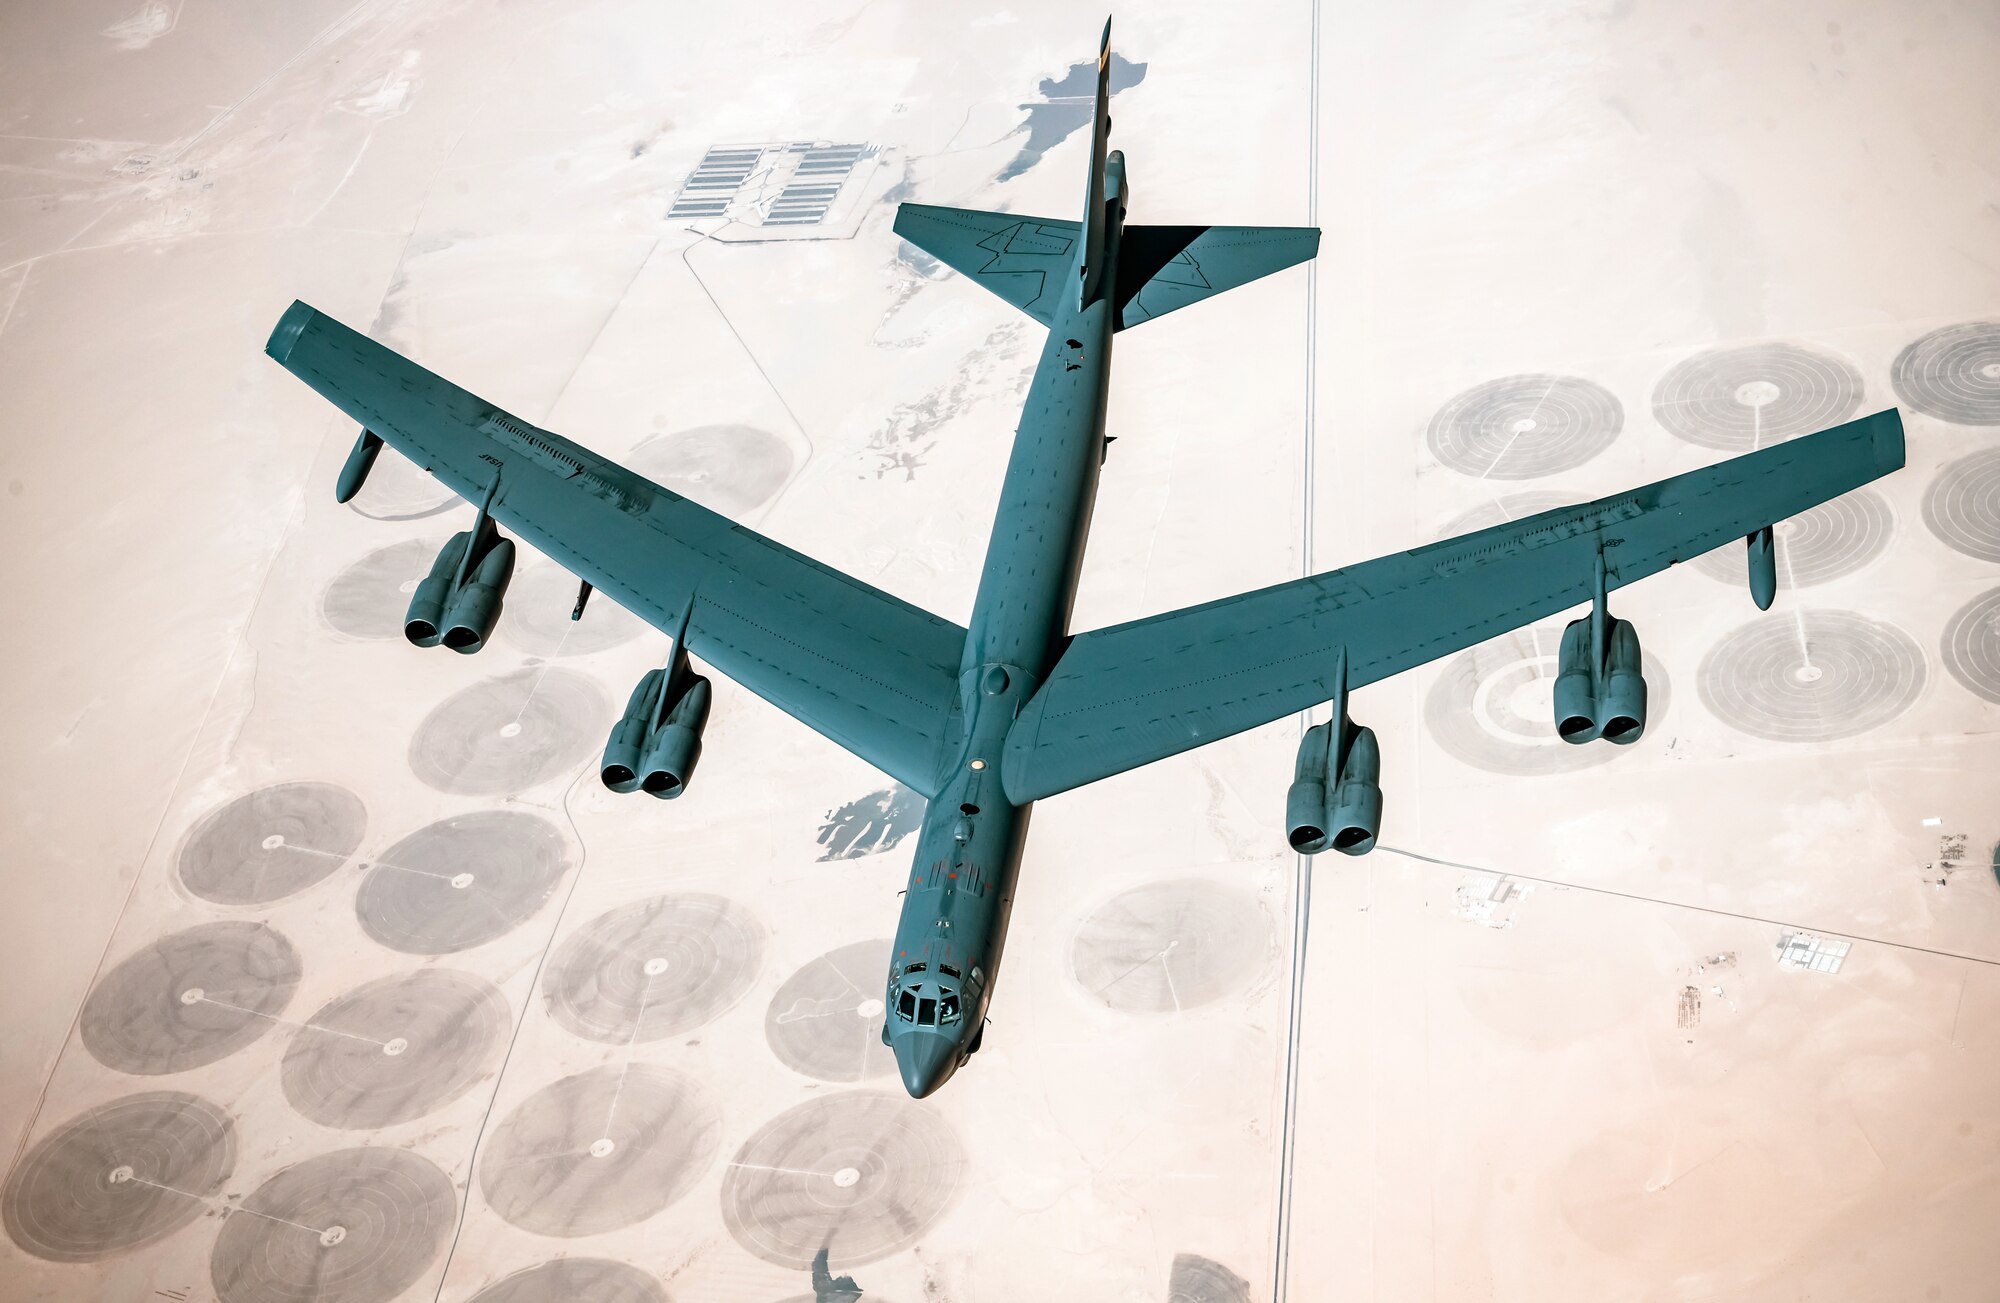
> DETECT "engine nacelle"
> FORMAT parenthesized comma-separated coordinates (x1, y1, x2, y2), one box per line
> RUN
(601, 669, 710, 799)
(1554, 614, 1647, 745)
(403, 528, 515, 654)
(1599, 618, 1646, 745)
(600, 669, 662, 793)
(1554, 617, 1600, 743)
(1285, 717, 1383, 856)
(403, 534, 465, 648)
(441, 536, 516, 653)
(1285, 721, 1333, 854)
(1327, 724, 1382, 856)
(638, 675, 710, 798)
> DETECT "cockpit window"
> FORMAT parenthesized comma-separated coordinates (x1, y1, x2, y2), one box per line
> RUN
(904, 963, 927, 975)
(897, 991, 916, 1020)
(939, 994, 960, 1022)
(917, 997, 937, 1025)
(939, 964, 961, 978)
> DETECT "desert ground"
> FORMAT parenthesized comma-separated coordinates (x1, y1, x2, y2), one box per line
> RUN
(2, 1, 1996, 1300)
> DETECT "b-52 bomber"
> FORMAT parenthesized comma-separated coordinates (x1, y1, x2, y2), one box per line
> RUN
(267, 21, 1904, 1098)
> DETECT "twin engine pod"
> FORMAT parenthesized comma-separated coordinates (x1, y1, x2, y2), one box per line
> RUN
(404, 523, 516, 654)
(1553, 613, 1648, 746)
(1286, 716, 1383, 857)
(601, 665, 711, 799)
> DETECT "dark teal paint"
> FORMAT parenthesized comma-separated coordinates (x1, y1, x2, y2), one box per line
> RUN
(267, 21, 1904, 1100)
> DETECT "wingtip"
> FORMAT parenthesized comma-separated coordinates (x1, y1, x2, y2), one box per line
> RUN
(265, 299, 316, 364)
(1874, 406, 1907, 472)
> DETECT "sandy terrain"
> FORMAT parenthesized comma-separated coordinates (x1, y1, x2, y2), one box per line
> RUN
(0, 1, 1994, 1301)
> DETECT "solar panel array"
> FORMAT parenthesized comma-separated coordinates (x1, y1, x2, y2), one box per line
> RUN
(666, 142, 873, 228)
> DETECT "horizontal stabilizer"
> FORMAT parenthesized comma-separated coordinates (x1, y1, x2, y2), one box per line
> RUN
(894, 204, 1079, 326)
(1115, 224, 1319, 330)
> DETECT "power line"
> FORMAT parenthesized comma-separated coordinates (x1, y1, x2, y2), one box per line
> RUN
(1379, 843, 2000, 969)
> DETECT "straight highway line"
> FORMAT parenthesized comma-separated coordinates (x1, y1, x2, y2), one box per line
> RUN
(1270, 3, 1323, 1299)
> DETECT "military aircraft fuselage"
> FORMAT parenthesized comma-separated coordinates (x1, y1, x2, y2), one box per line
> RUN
(883, 158, 1130, 1098)
(270, 8, 1898, 1131)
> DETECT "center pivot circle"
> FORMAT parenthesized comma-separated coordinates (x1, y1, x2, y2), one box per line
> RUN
(1734, 380, 1781, 408)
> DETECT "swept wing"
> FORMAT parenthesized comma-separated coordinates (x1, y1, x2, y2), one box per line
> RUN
(268, 302, 967, 795)
(1002, 409, 1906, 803)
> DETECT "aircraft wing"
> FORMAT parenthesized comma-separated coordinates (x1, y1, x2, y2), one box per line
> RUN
(267, 301, 967, 796)
(1001, 409, 1906, 803)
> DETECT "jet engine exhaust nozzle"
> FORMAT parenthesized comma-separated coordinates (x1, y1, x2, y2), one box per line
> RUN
(1554, 614, 1648, 746)
(403, 528, 516, 654)
(601, 669, 711, 798)
(1285, 717, 1383, 857)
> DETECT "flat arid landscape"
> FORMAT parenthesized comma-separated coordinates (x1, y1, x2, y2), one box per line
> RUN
(1, 2, 1996, 1300)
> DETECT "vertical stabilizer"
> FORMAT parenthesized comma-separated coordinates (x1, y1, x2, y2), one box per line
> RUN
(1078, 17, 1114, 308)
(894, 16, 1318, 332)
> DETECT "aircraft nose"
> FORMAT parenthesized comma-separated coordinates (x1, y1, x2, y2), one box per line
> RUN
(892, 1030, 958, 1099)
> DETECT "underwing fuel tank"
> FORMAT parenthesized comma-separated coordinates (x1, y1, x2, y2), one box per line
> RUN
(1747, 525, 1777, 610)
(334, 429, 384, 503)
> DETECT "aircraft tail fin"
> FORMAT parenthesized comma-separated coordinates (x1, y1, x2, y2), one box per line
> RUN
(897, 20, 1317, 330)
(1077, 17, 1115, 307)
(1112, 224, 1320, 330)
